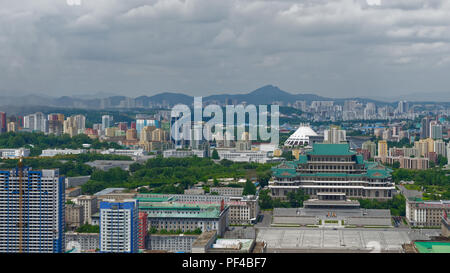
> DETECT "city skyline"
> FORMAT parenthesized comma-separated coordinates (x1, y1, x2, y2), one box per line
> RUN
(2, 0, 450, 100)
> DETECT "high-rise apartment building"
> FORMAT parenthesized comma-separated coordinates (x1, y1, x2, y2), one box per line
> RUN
(430, 123, 443, 140)
(420, 116, 432, 139)
(0, 168, 65, 253)
(362, 141, 377, 158)
(136, 114, 159, 136)
(0, 112, 6, 133)
(378, 140, 388, 157)
(99, 200, 138, 253)
(324, 127, 346, 144)
(138, 211, 148, 250)
(102, 115, 113, 131)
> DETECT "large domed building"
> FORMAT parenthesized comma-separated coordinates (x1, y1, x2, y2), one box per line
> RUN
(284, 123, 318, 147)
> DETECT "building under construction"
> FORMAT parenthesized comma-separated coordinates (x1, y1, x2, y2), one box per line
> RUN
(0, 166, 65, 253)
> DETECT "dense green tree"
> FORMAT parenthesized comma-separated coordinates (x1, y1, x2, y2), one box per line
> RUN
(211, 149, 219, 159)
(76, 224, 100, 233)
(286, 190, 309, 208)
(243, 179, 256, 195)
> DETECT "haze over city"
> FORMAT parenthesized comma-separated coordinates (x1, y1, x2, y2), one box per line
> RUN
(2, 0, 450, 101)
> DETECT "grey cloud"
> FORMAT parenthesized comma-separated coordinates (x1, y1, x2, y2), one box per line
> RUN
(1, 0, 450, 99)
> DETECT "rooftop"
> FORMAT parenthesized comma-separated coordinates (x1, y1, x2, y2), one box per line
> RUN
(415, 242, 450, 253)
(306, 143, 356, 156)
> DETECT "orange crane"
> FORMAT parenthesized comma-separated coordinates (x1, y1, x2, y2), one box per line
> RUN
(16, 155, 42, 253)
(18, 157, 24, 253)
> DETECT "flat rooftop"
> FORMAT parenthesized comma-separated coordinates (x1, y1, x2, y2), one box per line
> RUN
(415, 242, 450, 253)
(192, 231, 217, 248)
(273, 207, 391, 218)
(257, 227, 410, 252)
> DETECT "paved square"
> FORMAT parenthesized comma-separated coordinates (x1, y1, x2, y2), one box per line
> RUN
(257, 227, 412, 252)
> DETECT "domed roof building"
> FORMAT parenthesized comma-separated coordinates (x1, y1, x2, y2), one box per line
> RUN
(284, 123, 318, 147)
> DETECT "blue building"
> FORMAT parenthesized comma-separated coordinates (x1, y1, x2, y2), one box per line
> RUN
(0, 168, 65, 253)
(99, 200, 138, 253)
(136, 114, 159, 136)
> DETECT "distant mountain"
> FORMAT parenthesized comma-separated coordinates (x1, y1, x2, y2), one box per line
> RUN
(204, 85, 329, 105)
(2, 85, 446, 111)
(146, 92, 194, 106)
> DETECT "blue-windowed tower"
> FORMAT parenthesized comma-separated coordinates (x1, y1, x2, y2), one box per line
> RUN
(99, 200, 138, 253)
(0, 168, 65, 253)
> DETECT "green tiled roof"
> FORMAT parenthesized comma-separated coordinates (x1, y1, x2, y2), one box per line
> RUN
(137, 197, 173, 203)
(366, 169, 390, 179)
(297, 155, 308, 164)
(272, 168, 297, 178)
(415, 242, 450, 253)
(146, 210, 223, 219)
(298, 172, 364, 178)
(306, 143, 356, 156)
(356, 155, 364, 164)
(139, 202, 221, 211)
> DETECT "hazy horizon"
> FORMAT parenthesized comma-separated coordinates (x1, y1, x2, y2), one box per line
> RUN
(2, 0, 450, 100)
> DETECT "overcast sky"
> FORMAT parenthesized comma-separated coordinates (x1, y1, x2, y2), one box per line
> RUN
(1, 0, 450, 99)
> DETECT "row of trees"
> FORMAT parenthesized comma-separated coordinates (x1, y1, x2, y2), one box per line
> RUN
(0, 132, 122, 156)
(81, 156, 274, 195)
(0, 153, 132, 178)
(259, 189, 309, 210)
(357, 194, 406, 216)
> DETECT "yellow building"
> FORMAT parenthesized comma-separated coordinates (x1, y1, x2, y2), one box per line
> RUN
(140, 126, 156, 142)
(7, 122, 17, 132)
(151, 128, 168, 142)
(105, 127, 117, 137)
(292, 149, 301, 160)
(414, 138, 434, 157)
(126, 128, 137, 140)
(378, 140, 388, 157)
(273, 149, 282, 157)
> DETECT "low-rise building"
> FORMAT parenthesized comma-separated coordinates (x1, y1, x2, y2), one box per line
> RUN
(100, 148, 145, 157)
(210, 187, 244, 196)
(73, 195, 98, 225)
(65, 204, 84, 231)
(137, 193, 259, 225)
(147, 234, 200, 253)
(41, 149, 86, 157)
(216, 149, 274, 163)
(163, 149, 206, 158)
(406, 198, 450, 227)
(137, 198, 229, 236)
(442, 213, 450, 238)
(0, 148, 30, 159)
(377, 156, 429, 170)
(65, 232, 99, 253)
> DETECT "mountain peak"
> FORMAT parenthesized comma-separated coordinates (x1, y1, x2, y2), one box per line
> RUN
(250, 85, 288, 95)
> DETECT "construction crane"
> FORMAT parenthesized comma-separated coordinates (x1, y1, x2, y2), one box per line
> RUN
(18, 157, 24, 253)
(16, 155, 41, 253)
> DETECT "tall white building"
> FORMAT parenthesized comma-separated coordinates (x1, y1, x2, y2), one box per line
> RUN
(430, 124, 443, 140)
(102, 115, 113, 131)
(324, 127, 346, 144)
(100, 200, 138, 253)
(434, 140, 447, 157)
(0, 168, 65, 253)
(447, 142, 450, 161)
(24, 112, 47, 133)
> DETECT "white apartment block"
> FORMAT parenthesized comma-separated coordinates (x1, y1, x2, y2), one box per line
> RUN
(0, 168, 65, 253)
(99, 199, 138, 253)
(41, 149, 87, 157)
(0, 148, 30, 159)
